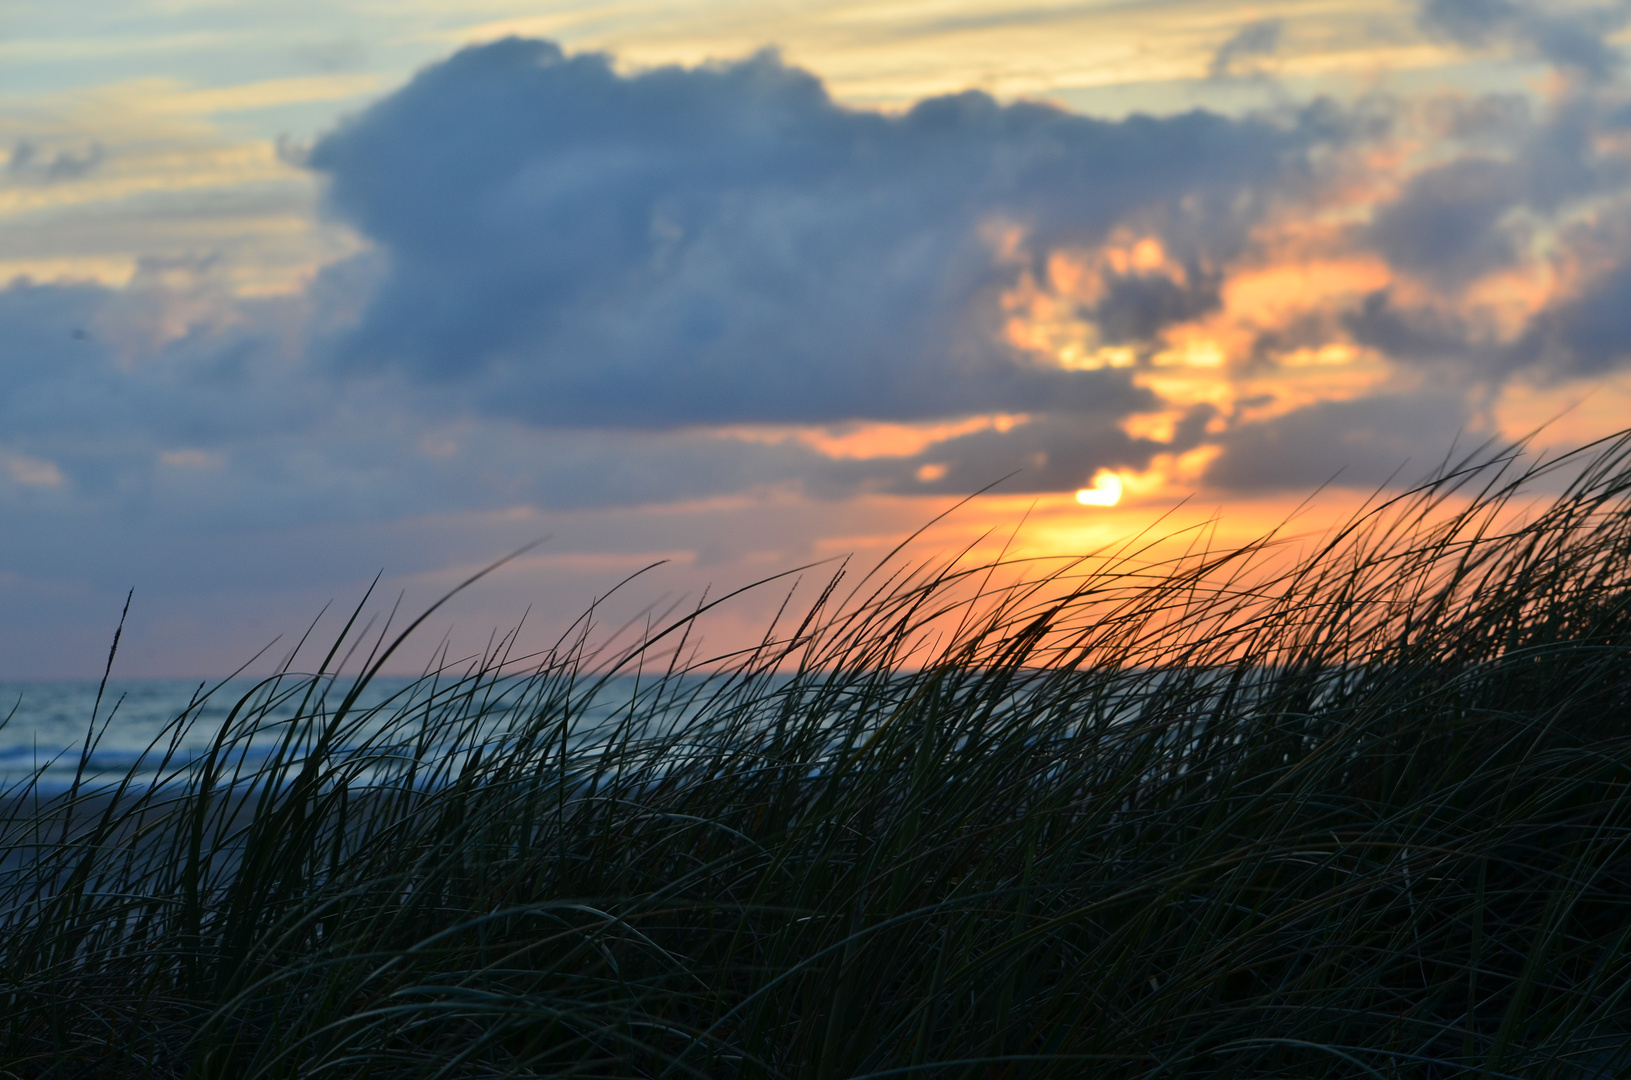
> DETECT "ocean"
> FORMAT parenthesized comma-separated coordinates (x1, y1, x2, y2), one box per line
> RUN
(0, 671, 748, 795)
(0, 678, 419, 793)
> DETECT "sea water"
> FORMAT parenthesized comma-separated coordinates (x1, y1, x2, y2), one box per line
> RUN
(0, 675, 677, 794)
(0, 668, 1145, 796)
(0, 678, 415, 792)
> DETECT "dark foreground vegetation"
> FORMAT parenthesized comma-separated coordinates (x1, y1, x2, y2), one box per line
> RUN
(8, 438, 1631, 1079)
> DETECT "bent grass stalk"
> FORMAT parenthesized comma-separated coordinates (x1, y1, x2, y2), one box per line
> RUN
(5, 436, 1631, 1076)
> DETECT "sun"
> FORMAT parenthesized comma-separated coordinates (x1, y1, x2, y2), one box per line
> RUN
(1075, 470, 1123, 507)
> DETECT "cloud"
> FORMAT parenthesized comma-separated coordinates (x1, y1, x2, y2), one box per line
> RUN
(0, 266, 318, 448)
(1418, 0, 1629, 82)
(23, 21, 1631, 673)
(1336, 9, 1631, 385)
(1512, 258, 1631, 376)
(14, 31, 1631, 525)
(1091, 265, 1224, 345)
(1361, 93, 1627, 293)
(1344, 82, 1631, 383)
(1419, 0, 1524, 45)
(307, 38, 1315, 429)
(0, 267, 839, 524)
(822, 405, 1218, 496)
(1346, 243, 1631, 386)
(1368, 157, 1525, 289)
(1344, 290, 1485, 366)
(1209, 20, 1284, 81)
(6, 139, 105, 183)
(1204, 392, 1476, 491)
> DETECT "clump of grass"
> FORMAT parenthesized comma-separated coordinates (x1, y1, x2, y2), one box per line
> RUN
(6, 435, 1631, 1079)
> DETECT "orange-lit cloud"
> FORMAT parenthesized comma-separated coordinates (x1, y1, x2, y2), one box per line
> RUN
(10, 4, 1631, 677)
(717, 415, 1028, 461)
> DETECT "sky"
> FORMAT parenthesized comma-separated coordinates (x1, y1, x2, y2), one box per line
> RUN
(6, 0, 1631, 677)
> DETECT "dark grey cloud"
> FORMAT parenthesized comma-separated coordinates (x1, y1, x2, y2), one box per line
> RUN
(7, 140, 105, 183)
(1204, 392, 1475, 491)
(1344, 290, 1485, 365)
(1361, 88, 1627, 292)
(1419, 0, 1629, 82)
(1368, 157, 1524, 288)
(18, 26, 1631, 672)
(1340, 14, 1631, 382)
(1510, 259, 1631, 376)
(1427, 92, 1533, 144)
(1245, 311, 1345, 369)
(1420, 0, 1523, 45)
(1347, 248, 1631, 386)
(308, 38, 1315, 428)
(0, 267, 314, 450)
(18, 35, 1631, 536)
(0, 271, 832, 524)
(1093, 266, 1223, 345)
(1516, 94, 1628, 210)
(1209, 20, 1284, 81)
(0, 272, 350, 526)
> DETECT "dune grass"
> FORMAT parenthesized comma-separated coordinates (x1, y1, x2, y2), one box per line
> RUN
(6, 436, 1631, 1078)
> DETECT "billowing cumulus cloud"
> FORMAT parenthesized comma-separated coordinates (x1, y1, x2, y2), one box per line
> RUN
(17, 7, 1631, 672)
(12, 7, 1631, 613)
(306, 38, 1315, 429)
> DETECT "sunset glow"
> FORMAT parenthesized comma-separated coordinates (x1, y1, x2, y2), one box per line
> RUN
(1074, 470, 1124, 507)
(5, 0, 1631, 675)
